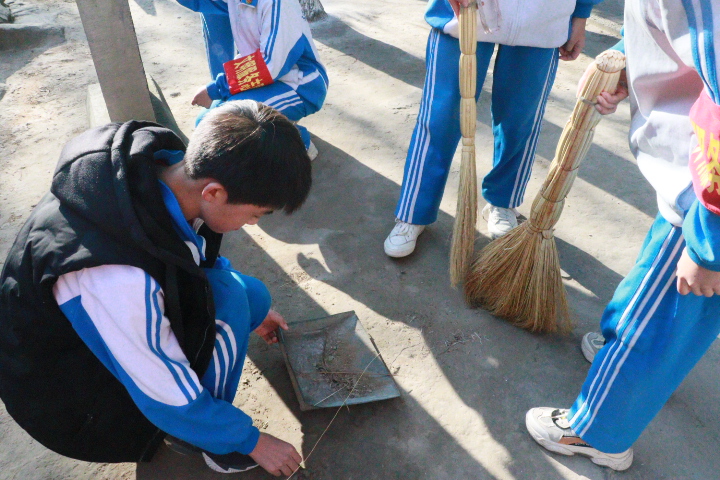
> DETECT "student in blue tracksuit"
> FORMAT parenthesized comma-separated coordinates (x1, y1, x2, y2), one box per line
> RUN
(384, 0, 603, 258)
(0, 101, 311, 476)
(178, 0, 328, 158)
(526, 0, 720, 471)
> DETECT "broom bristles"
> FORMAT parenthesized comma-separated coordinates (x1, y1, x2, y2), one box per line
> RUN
(450, 146, 478, 285)
(464, 223, 570, 333)
(464, 50, 625, 334)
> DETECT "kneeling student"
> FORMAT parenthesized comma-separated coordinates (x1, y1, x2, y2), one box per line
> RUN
(0, 101, 310, 477)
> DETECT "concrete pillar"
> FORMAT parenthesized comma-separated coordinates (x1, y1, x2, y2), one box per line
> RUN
(75, 0, 156, 122)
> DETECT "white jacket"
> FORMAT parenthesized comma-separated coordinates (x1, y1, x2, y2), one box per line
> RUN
(624, 0, 713, 226)
(424, 0, 601, 48)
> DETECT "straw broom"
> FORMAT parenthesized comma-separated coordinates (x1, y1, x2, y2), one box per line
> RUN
(449, 0, 479, 286)
(464, 49, 626, 333)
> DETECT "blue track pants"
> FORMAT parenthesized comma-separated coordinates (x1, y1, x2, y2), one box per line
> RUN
(200, 269, 270, 402)
(396, 29, 559, 225)
(200, 12, 235, 79)
(568, 214, 720, 453)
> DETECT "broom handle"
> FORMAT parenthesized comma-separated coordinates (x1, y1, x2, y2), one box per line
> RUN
(528, 50, 625, 233)
(459, 1, 477, 138)
(449, 0, 479, 285)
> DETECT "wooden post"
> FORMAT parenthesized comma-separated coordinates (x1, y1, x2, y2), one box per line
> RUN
(75, 0, 156, 122)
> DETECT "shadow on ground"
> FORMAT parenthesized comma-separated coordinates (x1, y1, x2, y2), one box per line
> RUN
(136, 126, 684, 478)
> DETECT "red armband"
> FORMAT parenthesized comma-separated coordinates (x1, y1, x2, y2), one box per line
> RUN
(689, 89, 720, 215)
(223, 50, 274, 95)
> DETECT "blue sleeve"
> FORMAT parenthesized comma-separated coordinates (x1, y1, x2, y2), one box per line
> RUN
(201, 9, 236, 78)
(54, 267, 261, 455)
(214, 256, 234, 270)
(610, 26, 625, 54)
(206, 73, 231, 100)
(573, 0, 603, 19)
(176, 0, 228, 15)
(683, 200, 720, 272)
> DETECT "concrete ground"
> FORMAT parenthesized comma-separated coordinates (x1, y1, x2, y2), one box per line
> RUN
(1, 0, 718, 479)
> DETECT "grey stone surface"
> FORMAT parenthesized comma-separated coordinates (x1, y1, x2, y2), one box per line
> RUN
(0, 23, 64, 51)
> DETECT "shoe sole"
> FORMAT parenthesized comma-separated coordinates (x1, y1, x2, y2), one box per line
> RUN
(164, 438, 201, 456)
(384, 242, 416, 258)
(525, 410, 633, 471)
(202, 452, 259, 474)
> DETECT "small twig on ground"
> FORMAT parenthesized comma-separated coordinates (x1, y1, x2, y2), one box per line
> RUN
(389, 342, 422, 367)
(287, 353, 381, 480)
(437, 330, 482, 356)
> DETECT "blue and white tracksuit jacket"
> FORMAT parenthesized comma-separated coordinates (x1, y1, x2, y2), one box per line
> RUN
(567, 0, 720, 453)
(396, 0, 602, 225)
(51, 150, 270, 456)
(178, 0, 328, 147)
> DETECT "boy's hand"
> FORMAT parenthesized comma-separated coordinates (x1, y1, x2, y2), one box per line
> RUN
(249, 432, 303, 477)
(191, 86, 212, 108)
(677, 248, 720, 297)
(254, 309, 289, 345)
(560, 17, 587, 61)
(577, 64, 629, 115)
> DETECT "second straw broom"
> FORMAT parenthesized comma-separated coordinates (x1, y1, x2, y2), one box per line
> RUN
(464, 49, 626, 333)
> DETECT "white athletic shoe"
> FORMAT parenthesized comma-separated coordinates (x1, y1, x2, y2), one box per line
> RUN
(307, 141, 319, 161)
(525, 407, 633, 471)
(581, 331, 605, 363)
(384, 220, 425, 258)
(482, 203, 519, 239)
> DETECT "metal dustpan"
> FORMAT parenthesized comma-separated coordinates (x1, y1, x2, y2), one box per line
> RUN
(278, 311, 400, 411)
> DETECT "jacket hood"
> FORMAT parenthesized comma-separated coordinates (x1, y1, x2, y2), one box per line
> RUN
(50, 121, 198, 273)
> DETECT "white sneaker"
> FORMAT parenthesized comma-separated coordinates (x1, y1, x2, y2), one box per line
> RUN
(581, 332, 605, 363)
(307, 141, 319, 161)
(525, 407, 633, 471)
(482, 203, 518, 239)
(384, 220, 425, 258)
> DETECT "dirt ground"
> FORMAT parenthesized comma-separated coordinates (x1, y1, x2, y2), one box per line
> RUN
(2, 0, 720, 479)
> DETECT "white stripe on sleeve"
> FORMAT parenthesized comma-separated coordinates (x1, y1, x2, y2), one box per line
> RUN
(53, 265, 203, 407)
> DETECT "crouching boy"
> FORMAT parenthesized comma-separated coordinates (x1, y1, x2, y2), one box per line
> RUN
(0, 101, 310, 477)
(178, 0, 328, 158)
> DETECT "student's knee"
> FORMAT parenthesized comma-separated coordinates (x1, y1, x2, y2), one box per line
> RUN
(238, 274, 271, 330)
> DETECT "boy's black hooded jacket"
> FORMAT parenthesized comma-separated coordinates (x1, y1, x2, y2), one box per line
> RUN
(0, 122, 223, 462)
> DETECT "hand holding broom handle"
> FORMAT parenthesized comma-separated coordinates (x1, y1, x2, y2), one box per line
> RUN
(529, 50, 626, 235)
(450, 0, 479, 286)
(464, 50, 626, 333)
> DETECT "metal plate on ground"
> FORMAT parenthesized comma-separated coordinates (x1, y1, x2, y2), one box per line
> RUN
(278, 311, 400, 411)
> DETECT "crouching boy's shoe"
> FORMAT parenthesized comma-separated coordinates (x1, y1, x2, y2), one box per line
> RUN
(525, 407, 633, 471)
(165, 436, 259, 474)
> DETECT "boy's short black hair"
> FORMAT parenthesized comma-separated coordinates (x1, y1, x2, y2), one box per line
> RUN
(184, 100, 312, 213)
